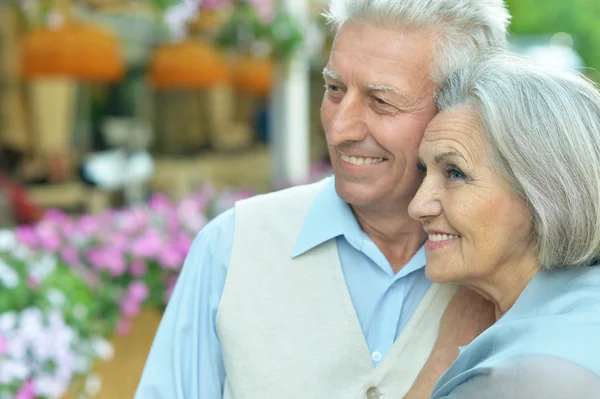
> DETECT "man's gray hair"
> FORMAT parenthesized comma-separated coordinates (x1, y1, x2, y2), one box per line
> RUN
(324, 0, 511, 84)
(436, 51, 600, 270)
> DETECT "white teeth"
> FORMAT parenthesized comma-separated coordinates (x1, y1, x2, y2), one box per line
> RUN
(428, 234, 459, 242)
(341, 154, 384, 166)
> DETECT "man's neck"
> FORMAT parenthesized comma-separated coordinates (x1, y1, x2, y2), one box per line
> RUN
(352, 204, 426, 274)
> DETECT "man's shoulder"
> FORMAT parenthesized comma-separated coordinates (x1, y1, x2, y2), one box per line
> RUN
(236, 177, 332, 212)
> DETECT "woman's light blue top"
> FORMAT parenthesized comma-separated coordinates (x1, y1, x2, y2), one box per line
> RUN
(432, 266, 600, 398)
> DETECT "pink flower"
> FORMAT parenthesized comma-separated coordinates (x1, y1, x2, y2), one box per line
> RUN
(128, 281, 149, 302)
(109, 234, 130, 252)
(148, 193, 172, 213)
(106, 252, 127, 277)
(27, 276, 40, 289)
(77, 214, 99, 236)
(16, 380, 35, 399)
(86, 248, 106, 269)
(15, 225, 38, 247)
(120, 299, 141, 318)
(61, 247, 79, 265)
(116, 318, 132, 336)
(174, 233, 193, 256)
(165, 276, 178, 302)
(131, 229, 163, 258)
(38, 231, 62, 252)
(0, 334, 7, 355)
(130, 260, 147, 277)
(44, 209, 71, 224)
(158, 245, 183, 270)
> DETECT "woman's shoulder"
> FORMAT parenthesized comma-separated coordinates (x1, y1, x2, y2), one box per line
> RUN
(436, 356, 600, 399)
(503, 266, 600, 320)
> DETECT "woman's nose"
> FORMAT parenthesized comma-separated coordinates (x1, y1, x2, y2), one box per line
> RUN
(409, 179, 443, 221)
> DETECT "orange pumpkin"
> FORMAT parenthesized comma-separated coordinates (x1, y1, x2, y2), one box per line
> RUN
(232, 56, 273, 98)
(149, 40, 232, 90)
(21, 23, 124, 82)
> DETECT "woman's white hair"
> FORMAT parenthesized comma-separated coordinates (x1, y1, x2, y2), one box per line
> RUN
(324, 0, 511, 84)
(436, 51, 600, 270)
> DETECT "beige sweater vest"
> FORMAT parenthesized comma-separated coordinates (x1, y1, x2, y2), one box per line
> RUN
(216, 180, 457, 399)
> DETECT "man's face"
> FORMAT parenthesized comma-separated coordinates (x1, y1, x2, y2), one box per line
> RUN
(321, 22, 438, 212)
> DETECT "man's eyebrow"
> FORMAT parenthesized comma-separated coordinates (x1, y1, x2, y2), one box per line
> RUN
(322, 67, 341, 82)
(434, 151, 466, 164)
(364, 83, 409, 100)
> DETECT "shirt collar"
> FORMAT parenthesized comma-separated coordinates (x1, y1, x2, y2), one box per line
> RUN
(291, 177, 365, 258)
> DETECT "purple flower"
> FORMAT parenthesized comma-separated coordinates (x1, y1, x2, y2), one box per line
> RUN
(129, 260, 147, 278)
(128, 281, 149, 303)
(15, 225, 38, 247)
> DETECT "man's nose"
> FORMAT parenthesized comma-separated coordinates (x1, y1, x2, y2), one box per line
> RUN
(325, 94, 369, 145)
(408, 178, 443, 221)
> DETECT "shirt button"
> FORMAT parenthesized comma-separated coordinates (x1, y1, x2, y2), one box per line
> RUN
(366, 387, 381, 399)
(371, 351, 382, 362)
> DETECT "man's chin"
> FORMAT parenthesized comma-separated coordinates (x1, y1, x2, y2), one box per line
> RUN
(334, 178, 378, 207)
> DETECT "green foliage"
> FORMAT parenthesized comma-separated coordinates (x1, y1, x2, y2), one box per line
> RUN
(215, 0, 304, 60)
(506, 0, 600, 73)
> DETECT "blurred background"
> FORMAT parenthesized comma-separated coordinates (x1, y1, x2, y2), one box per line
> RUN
(0, 0, 598, 398)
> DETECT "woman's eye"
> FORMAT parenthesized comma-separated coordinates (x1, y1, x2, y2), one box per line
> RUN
(417, 162, 427, 172)
(445, 167, 468, 181)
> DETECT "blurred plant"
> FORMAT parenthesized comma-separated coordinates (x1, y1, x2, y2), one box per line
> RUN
(506, 0, 600, 74)
(13, 184, 257, 335)
(0, 230, 114, 399)
(215, 0, 304, 59)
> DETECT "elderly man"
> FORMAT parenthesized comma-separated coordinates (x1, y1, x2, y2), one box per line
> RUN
(136, 1, 510, 398)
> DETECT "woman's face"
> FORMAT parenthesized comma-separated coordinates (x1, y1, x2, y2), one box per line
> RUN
(408, 106, 536, 289)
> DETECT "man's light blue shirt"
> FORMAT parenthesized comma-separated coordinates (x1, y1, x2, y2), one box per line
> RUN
(136, 178, 432, 398)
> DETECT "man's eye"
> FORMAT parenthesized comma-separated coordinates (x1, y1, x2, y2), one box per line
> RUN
(326, 84, 341, 92)
(417, 162, 427, 172)
(375, 97, 388, 105)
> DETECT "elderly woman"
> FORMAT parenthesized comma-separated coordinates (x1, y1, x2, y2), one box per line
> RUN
(409, 52, 600, 398)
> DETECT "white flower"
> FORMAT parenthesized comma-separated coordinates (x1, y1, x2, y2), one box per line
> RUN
(10, 244, 30, 260)
(0, 311, 17, 331)
(29, 254, 57, 281)
(19, 307, 44, 339)
(0, 230, 16, 251)
(0, 359, 29, 384)
(7, 335, 28, 361)
(85, 373, 102, 397)
(46, 289, 67, 308)
(73, 303, 89, 320)
(34, 375, 69, 398)
(0, 259, 19, 289)
(91, 337, 114, 361)
(74, 354, 92, 373)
